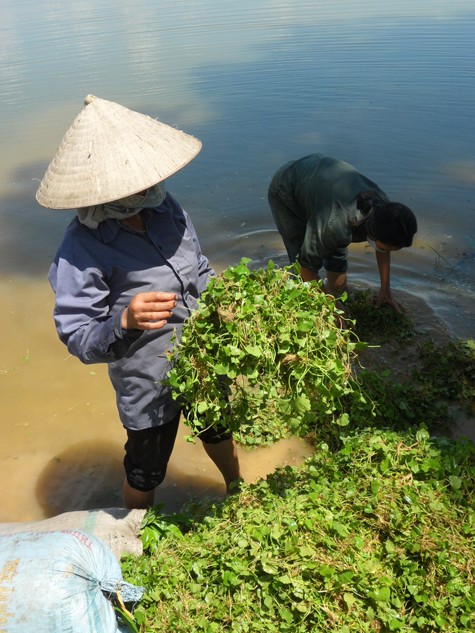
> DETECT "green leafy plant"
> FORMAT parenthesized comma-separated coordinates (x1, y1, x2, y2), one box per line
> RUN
(166, 259, 368, 446)
(344, 289, 474, 431)
(346, 289, 415, 344)
(140, 504, 193, 553)
(121, 427, 475, 632)
(348, 340, 475, 434)
(350, 369, 450, 432)
(414, 339, 475, 409)
(123, 266, 475, 631)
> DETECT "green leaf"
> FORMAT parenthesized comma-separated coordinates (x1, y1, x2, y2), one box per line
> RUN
(294, 394, 311, 413)
(222, 571, 241, 587)
(371, 479, 381, 495)
(343, 592, 355, 609)
(261, 561, 279, 575)
(338, 570, 355, 584)
(299, 545, 316, 557)
(318, 564, 336, 578)
(448, 475, 462, 489)
(279, 608, 294, 624)
(114, 607, 140, 633)
(370, 586, 391, 602)
(244, 344, 263, 357)
(336, 412, 350, 427)
(197, 401, 209, 413)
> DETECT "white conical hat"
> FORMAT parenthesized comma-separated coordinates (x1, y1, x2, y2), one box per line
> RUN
(36, 94, 202, 209)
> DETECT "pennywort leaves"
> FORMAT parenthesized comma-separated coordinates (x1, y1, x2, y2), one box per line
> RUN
(166, 259, 366, 445)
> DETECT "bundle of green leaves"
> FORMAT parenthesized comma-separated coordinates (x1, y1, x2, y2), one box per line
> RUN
(121, 427, 475, 632)
(166, 259, 367, 446)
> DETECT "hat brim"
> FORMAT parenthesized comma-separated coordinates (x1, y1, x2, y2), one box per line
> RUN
(36, 95, 202, 209)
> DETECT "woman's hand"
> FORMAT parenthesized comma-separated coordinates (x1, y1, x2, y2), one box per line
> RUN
(376, 288, 404, 313)
(121, 292, 177, 330)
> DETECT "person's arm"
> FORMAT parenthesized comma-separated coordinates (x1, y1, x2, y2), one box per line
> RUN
(49, 258, 124, 363)
(375, 250, 403, 312)
(50, 257, 175, 364)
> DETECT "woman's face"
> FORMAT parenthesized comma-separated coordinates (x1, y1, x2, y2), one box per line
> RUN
(374, 240, 402, 252)
(367, 237, 402, 253)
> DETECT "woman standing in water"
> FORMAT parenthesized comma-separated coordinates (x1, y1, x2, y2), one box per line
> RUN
(268, 153, 418, 312)
(36, 95, 241, 509)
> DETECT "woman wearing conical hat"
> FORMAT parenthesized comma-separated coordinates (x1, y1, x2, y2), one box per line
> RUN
(37, 95, 241, 509)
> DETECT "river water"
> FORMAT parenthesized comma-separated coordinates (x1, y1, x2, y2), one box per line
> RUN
(1, 0, 474, 522)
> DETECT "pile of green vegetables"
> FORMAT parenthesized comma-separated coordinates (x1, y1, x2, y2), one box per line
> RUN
(167, 260, 474, 443)
(121, 428, 474, 632)
(167, 259, 367, 446)
(119, 259, 474, 632)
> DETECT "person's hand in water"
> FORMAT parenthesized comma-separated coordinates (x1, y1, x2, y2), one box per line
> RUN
(375, 288, 404, 313)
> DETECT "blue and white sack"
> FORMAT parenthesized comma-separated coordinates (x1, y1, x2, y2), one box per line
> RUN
(0, 529, 144, 633)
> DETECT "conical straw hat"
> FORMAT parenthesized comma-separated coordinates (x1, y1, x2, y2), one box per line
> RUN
(36, 94, 202, 209)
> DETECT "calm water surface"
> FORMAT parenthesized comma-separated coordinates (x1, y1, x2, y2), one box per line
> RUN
(1, 0, 474, 521)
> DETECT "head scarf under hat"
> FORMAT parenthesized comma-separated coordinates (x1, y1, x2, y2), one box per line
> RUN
(35, 94, 202, 210)
(76, 182, 167, 229)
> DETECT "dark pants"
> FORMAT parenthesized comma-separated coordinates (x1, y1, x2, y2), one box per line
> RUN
(268, 174, 348, 274)
(124, 412, 232, 492)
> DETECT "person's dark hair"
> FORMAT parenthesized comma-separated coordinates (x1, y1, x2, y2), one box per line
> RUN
(356, 190, 385, 216)
(365, 201, 418, 248)
(352, 191, 417, 247)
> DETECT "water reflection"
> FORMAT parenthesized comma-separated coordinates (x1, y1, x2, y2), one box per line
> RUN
(2, 1, 475, 274)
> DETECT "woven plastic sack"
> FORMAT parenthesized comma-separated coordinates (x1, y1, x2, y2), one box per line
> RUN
(0, 508, 146, 560)
(0, 529, 144, 633)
